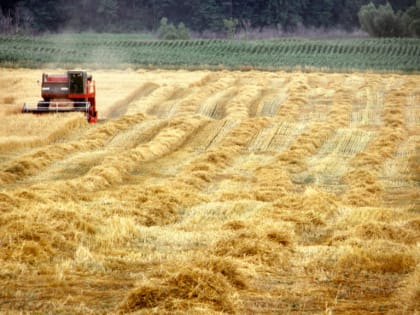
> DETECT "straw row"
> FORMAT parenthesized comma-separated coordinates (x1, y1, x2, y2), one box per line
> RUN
(0, 113, 147, 185)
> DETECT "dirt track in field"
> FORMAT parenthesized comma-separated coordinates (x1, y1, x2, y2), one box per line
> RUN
(0, 68, 419, 314)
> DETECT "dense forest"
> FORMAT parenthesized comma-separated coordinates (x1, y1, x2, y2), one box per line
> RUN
(0, 0, 417, 35)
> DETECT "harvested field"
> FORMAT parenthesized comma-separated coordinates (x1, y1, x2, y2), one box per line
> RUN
(0, 68, 419, 314)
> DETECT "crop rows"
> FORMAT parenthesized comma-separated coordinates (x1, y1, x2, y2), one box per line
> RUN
(0, 34, 419, 71)
(0, 68, 419, 314)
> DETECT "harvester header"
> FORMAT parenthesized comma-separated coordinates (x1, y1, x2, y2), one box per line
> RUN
(22, 70, 98, 123)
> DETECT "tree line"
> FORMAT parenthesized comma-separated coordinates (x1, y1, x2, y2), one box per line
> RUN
(0, 0, 417, 36)
(359, 1, 420, 37)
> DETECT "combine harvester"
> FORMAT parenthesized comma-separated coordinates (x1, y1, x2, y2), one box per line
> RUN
(22, 70, 98, 123)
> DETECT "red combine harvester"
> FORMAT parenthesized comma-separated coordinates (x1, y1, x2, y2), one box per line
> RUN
(22, 70, 98, 123)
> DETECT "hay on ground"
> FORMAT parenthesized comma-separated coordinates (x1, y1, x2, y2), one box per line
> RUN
(118, 255, 246, 314)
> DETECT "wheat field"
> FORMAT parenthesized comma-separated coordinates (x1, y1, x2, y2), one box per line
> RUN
(0, 68, 419, 314)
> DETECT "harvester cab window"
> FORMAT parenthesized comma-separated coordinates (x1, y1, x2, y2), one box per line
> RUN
(69, 72, 84, 94)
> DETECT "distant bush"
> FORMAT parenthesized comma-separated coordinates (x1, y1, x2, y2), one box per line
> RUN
(358, 2, 406, 37)
(223, 18, 238, 39)
(402, 0, 420, 37)
(158, 17, 190, 40)
(359, 1, 420, 38)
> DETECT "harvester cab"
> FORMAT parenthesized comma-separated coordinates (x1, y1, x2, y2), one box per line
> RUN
(22, 70, 98, 123)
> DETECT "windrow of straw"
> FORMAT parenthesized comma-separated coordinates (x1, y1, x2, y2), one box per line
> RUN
(0, 102, 21, 117)
(251, 73, 290, 117)
(3, 115, 205, 207)
(106, 184, 209, 226)
(187, 71, 219, 88)
(335, 239, 417, 275)
(332, 220, 419, 244)
(127, 85, 182, 116)
(1, 70, 419, 314)
(275, 76, 309, 121)
(331, 208, 419, 251)
(212, 221, 295, 269)
(305, 129, 375, 191)
(118, 255, 246, 314)
(349, 76, 383, 128)
(175, 74, 237, 117)
(178, 117, 270, 190)
(301, 214, 418, 313)
(341, 168, 384, 207)
(115, 70, 212, 118)
(329, 204, 419, 244)
(248, 163, 294, 202)
(118, 219, 295, 314)
(106, 118, 168, 150)
(198, 88, 238, 119)
(263, 187, 339, 235)
(1, 114, 209, 226)
(405, 85, 420, 129)
(394, 264, 420, 313)
(230, 72, 271, 118)
(0, 114, 86, 154)
(277, 86, 352, 173)
(408, 138, 420, 183)
(217, 158, 295, 203)
(123, 71, 215, 117)
(0, 113, 147, 185)
(224, 85, 262, 120)
(0, 202, 99, 268)
(303, 237, 418, 313)
(342, 84, 412, 207)
(252, 87, 285, 117)
(351, 85, 410, 171)
(107, 82, 159, 118)
(76, 114, 208, 191)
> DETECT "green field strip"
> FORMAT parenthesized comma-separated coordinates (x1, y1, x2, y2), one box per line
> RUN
(1, 35, 419, 71)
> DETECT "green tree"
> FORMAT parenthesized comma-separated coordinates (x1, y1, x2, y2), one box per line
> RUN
(158, 17, 190, 40)
(2, 0, 417, 35)
(177, 22, 190, 40)
(303, 0, 335, 28)
(359, 2, 406, 37)
(402, 0, 420, 37)
(358, 2, 377, 35)
(190, 0, 225, 32)
(266, 0, 304, 31)
(223, 18, 238, 39)
(337, 0, 369, 30)
(20, 0, 65, 32)
(97, 0, 118, 29)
